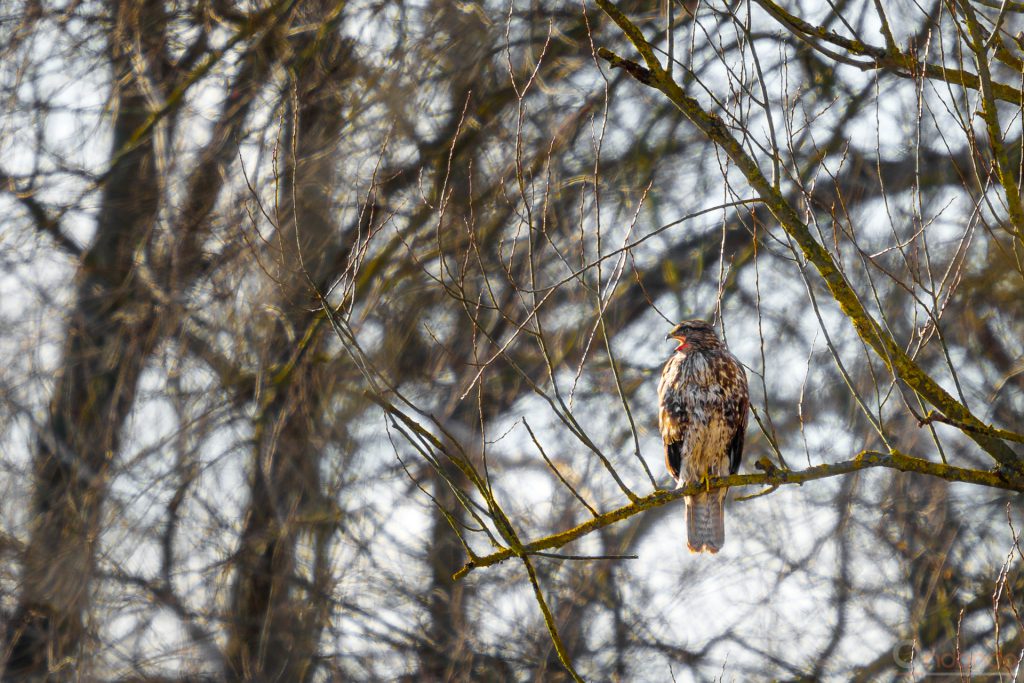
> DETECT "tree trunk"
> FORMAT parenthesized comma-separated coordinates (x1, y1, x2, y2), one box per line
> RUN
(224, 3, 350, 679)
(3, 3, 168, 676)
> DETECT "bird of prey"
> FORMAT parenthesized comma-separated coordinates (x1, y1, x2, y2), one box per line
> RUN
(658, 320, 749, 553)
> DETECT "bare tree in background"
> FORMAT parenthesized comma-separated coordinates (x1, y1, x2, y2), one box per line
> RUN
(0, 0, 1021, 680)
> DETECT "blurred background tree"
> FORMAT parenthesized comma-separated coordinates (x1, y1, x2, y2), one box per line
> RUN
(0, 0, 1021, 680)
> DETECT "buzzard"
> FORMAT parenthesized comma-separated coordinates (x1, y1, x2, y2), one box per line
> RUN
(658, 320, 749, 553)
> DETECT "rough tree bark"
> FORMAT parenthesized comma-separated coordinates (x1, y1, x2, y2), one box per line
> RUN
(224, 2, 350, 679)
(3, 1, 275, 676)
(3, 3, 169, 676)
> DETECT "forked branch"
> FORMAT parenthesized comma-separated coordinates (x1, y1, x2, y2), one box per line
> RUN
(593, 0, 1024, 473)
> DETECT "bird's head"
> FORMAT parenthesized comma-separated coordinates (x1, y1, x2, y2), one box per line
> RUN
(666, 319, 721, 352)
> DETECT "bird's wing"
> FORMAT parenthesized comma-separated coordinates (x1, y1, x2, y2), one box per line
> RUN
(658, 359, 688, 482)
(721, 352, 750, 475)
(665, 439, 685, 482)
(660, 401, 688, 481)
(727, 417, 745, 475)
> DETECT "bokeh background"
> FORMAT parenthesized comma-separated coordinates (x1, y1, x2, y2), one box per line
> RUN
(0, 0, 1022, 680)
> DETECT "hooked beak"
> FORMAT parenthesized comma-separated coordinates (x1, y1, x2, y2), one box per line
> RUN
(665, 332, 673, 340)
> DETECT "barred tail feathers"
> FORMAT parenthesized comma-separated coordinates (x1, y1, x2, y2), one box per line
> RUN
(685, 491, 725, 553)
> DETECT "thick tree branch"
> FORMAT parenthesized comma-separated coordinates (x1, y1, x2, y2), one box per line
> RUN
(454, 449, 1024, 580)
(959, 0, 1024, 238)
(594, 0, 1023, 472)
(751, 0, 1024, 105)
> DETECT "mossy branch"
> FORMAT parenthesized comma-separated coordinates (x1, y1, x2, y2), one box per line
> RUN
(959, 0, 1024, 238)
(454, 449, 1024, 580)
(523, 556, 585, 682)
(594, 0, 1023, 472)
(751, 0, 1024, 105)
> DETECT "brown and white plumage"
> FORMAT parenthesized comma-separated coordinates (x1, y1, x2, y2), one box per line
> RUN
(657, 320, 749, 553)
